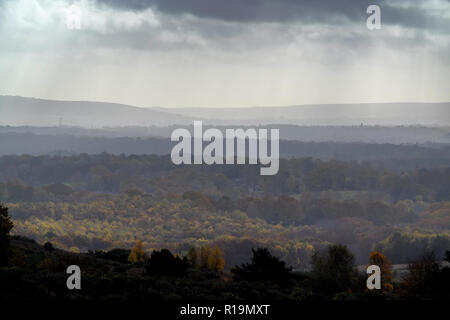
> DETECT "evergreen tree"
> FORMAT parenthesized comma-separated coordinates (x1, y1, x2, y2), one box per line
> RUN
(311, 244, 358, 297)
(231, 248, 292, 286)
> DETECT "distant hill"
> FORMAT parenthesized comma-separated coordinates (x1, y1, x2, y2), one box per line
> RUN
(0, 96, 193, 127)
(1, 95, 449, 127)
(157, 103, 450, 126)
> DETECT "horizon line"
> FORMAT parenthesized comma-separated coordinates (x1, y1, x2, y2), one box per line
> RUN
(1, 94, 450, 110)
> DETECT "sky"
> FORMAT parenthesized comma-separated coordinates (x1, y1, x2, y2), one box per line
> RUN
(0, 0, 449, 108)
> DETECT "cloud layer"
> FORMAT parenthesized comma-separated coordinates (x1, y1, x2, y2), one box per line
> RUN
(98, 0, 450, 31)
(0, 0, 449, 107)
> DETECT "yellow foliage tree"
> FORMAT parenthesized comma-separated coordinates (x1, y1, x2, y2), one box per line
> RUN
(207, 246, 225, 274)
(128, 240, 146, 263)
(369, 251, 393, 291)
(200, 246, 212, 269)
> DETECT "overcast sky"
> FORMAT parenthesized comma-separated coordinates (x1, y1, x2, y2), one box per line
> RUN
(0, 0, 449, 108)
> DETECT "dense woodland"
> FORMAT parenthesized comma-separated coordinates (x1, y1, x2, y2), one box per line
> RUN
(1, 207, 449, 300)
(1, 124, 449, 143)
(0, 153, 448, 270)
(1, 131, 450, 171)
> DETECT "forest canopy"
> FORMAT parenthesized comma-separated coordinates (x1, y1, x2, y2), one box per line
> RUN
(0, 153, 448, 268)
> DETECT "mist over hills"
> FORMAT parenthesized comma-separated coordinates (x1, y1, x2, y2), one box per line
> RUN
(1, 124, 449, 145)
(1, 95, 449, 127)
(1, 132, 450, 172)
(0, 96, 192, 127)
(156, 103, 450, 126)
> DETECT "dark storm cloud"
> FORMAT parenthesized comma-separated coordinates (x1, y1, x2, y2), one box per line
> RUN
(382, 4, 450, 32)
(97, 0, 450, 32)
(98, 0, 376, 23)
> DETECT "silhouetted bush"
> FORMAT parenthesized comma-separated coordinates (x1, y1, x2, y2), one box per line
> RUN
(231, 248, 293, 286)
(44, 242, 54, 251)
(145, 249, 189, 277)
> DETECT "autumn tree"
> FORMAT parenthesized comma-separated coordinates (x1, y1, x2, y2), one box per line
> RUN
(200, 246, 213, 269)
(400, 250, 450, 299)
(400, 251, 441, 299)
(369, 251, 393, 291)
(128, 240, 146, 264)
(207, 246, 225, 274)
(0, 204, 13, 266)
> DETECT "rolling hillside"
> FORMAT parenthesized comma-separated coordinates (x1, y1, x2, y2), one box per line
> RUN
(1, 96, 449, 127)
(0, 96, 192, 127)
